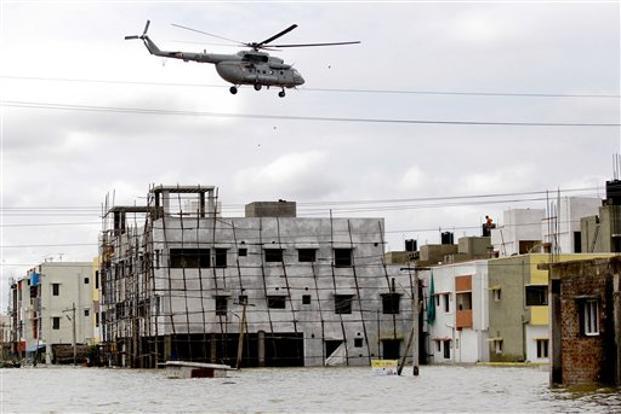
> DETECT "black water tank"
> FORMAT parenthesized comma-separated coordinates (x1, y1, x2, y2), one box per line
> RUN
(441, 232, 454, 245)
(606, 180, 621, 205)
(405, 239, 417, 252)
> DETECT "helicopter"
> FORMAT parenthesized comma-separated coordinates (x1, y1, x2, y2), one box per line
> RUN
(125, 21, 360, 97)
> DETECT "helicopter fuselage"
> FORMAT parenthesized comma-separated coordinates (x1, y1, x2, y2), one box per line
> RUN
(141, 37, 304, 88)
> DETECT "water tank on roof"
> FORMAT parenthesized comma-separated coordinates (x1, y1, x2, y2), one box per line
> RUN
(606, 180, 621, 205)
(441, 232, 454, 245)
(405, 239, 417, 252)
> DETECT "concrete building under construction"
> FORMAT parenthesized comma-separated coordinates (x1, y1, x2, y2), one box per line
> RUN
(100, 185, 416, 368)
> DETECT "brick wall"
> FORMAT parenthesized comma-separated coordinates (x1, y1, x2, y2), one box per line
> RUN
(555, 258, 619, 386)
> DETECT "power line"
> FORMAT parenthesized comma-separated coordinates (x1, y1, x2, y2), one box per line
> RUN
(0, 186, 601, 211)
(2, 100, 619, 127)
(2, 75, 619, 99)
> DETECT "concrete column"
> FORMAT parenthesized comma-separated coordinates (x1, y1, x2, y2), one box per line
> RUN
(258, 330, 266, 367)
(164, 335, 172, 361)
(614, 273, 621, 386)
(210, 333, 217, 363)
(550, 278, 562, 385)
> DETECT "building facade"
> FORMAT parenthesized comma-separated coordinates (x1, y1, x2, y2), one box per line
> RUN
(9, 262, 94, 363)
(491, 209, 545, 257)
(421, 259, 489, 364)
(100, 185, 416, 368)
(549, 256, 621, 386)
(542, 197, 601, 254)
(488, 253, 614, 363)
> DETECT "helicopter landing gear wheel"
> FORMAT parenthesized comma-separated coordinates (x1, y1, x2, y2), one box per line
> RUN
(254, 84, 262, 91)
(278, 90, 286, 98)
(229, 86, 238, 95)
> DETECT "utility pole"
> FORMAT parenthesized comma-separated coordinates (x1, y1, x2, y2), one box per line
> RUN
(236, 302, 247, 370)
(400, 266, 430, 376)
(63, 303, 77, 365)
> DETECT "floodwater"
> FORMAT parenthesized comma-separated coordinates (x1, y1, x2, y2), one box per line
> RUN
(1, 365, 620, 413)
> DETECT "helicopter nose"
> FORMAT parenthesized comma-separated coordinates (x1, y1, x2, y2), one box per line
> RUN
(296, 75, 305, 85)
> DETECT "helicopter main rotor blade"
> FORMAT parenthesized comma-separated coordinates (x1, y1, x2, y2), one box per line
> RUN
(256, 24, 298, 47)
(143, 20, 151, 36)
(270, 41, 361, 48)
(171, 23, 246, 46)
(124, 35, 141, 40)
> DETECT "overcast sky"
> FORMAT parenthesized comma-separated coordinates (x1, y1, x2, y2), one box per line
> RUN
(1, 1, 619, 308)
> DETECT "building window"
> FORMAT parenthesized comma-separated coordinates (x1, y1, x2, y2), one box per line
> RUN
(84, 309, 90, 317)
(238, 295, 248, 305)
(381, 293, 401, 314)
(493, 288, 502, 302)
(456, 292, 472, 311)
(298, 249, 317, 262)
(435, 295, 439, 307)
(215, 296, 228, 316)
(84, 277, 90, 284)
(443, 340, 451, 359)
(215, 248, 228, 268)
(238, 248, 247, 257)
(267, 296, 286, 309)
(443, 293, 450, 313)
(95, 312, 100, 327)
(493, 340, 503, 354)
(265, 249, 284, 262)
(435, 340, 441, 353)
(52, 283, 60, 296)
(52, 317, 60, 330)
(334, 248, 353, 267)
(170, 248, 210, 268)
(581, 299, 599, 336)
(334, 295, 353, 314)
(354, 338, 364, 348)
(525, 285, 548, 306)
(95, 270, 100, 289)
(536, 339, 549, 358)
(302, 295, 311, 305)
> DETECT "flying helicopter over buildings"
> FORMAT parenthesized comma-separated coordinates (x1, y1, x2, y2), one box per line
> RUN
(125, 21, 360, 97)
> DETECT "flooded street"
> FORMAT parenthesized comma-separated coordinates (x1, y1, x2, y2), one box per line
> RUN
(2, 365, 620, 413)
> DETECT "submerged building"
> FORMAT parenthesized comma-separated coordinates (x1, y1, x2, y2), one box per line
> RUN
(549, 256, 621, 386)
(9, 262, 94, 363)
(100, 185, 416, 368)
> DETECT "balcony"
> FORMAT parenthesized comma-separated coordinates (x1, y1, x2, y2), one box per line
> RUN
(456, 309, 473, 329)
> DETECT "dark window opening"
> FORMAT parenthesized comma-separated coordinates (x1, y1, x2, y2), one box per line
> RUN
(84, 309, 90, 317)
(443, 339, 451, 359)
(239, 295, 248, 305)
(334, 248, 353, 267)
(170, 248, 210, 268)
(52, 283, 60, 296)
(238, 248, 247, 257)
(215, 248, 228, 268)
(536, 339, 549, 358)
(443, 294, 450, 313)
(354, 338, 364, 348)
(95, 312, 99, 327)
(298, 249, 317, 262)
(382, 293, 401, 314)
(95, 270, 99, 289)
(84, 277, 89, 284)
(334, 295, 353, 314)
(382, 339, 401, 359)
(302, 295, 311, 305)
(574, 231, 582, 253)
(215, 296, 228, 316)
(267, 296, 286, 309)
(265, 249, 284, 262)
(525, 285, 548, 306)
(52, 317, 60, 330)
